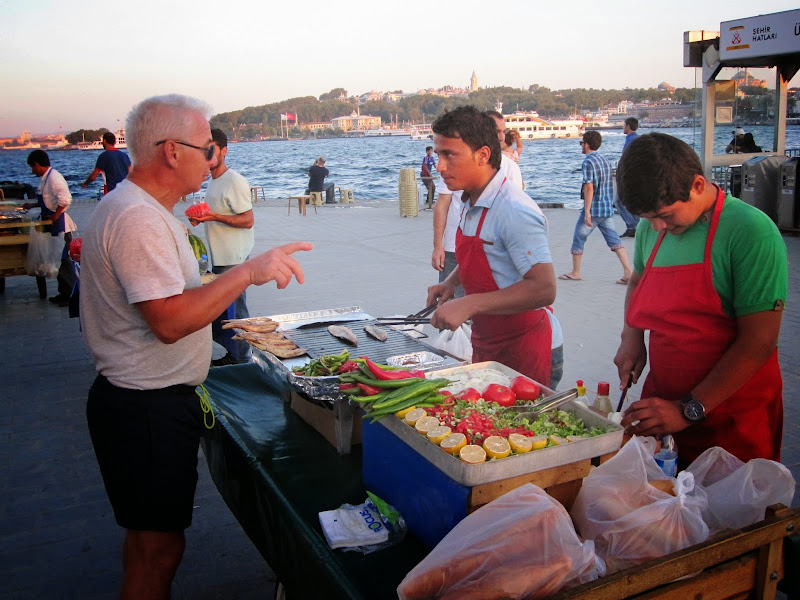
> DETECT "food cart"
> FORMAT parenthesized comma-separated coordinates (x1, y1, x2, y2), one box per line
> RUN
(201, 307, 800, 599)
(0, 207, 48, 297)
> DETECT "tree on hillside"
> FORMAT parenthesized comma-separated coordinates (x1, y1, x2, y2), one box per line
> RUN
(319, 88, 348, 101)
(66, 128, 109, 144)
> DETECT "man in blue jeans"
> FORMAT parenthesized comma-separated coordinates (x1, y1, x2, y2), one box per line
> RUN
(616, 117, 640, 237)
(560, 130, 632, 284)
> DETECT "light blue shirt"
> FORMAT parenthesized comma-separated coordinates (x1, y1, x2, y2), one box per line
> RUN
(459, 169, 552, 289)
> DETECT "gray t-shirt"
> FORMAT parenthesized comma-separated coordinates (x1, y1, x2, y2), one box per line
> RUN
(204, 168, 254, 267)
(81, 179, 211, 389)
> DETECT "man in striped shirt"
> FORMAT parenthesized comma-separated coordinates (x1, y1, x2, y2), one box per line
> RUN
(559, 130, 632, 284)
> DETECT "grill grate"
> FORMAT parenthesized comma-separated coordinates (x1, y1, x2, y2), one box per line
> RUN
(282, 320, 431, 364)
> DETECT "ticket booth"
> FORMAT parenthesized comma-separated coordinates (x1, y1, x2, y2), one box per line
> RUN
(778, 157, 800, 229)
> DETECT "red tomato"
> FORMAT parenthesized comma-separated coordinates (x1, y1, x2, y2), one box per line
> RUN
(510, 376, 541, 401)
(456, 388, 481, 403)
(483, 383, 517, 407)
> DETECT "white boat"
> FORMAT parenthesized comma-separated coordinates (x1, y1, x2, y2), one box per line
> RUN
(410, 125, 433, 141)
(363, 127, 411, 137)
(80, 127, 127, 150)
(504, 112, 584, 139)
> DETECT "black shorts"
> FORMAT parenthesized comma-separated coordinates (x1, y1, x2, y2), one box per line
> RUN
(87, 374, 204, 531)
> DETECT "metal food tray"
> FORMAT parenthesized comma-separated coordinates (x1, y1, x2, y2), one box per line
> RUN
(386, 351, 445, 369)
(379, 361, 624, 487)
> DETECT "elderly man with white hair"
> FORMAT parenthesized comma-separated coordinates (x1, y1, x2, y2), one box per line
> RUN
(81, 94, 312, 599)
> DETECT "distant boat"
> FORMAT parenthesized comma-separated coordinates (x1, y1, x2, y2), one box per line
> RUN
(504, 112, 584, 139)
(363, 127, 411, 137)
(410, 125, 433, 141)
(79, 127, 127, 150)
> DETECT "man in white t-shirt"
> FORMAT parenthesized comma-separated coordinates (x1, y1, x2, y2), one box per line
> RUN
(188, 128, 254, 364)
(80, 94, 311, 600)
(486, 110, 523, 191)
(431, 182, 465, 298)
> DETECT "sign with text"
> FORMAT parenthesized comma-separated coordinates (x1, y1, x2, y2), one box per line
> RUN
(720, 9, 800, 61)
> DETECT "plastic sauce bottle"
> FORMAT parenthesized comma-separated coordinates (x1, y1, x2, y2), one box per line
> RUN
(575, 380, 587, 406)
(592, 381, 613, 414)
(198, 254, 209, 275)
(654, 435, 678, 477)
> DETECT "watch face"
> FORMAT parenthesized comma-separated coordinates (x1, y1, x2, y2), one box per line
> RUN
(684, 401, 705, 421)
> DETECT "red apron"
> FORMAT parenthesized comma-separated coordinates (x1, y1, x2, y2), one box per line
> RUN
(626, 187, 782, 465)
(455, 202, 552, 386)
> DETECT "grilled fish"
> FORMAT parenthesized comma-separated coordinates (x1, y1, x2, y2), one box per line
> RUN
(222, 317, 278, 333)
(364, 325, 388, 342)
(328, 324, 358, 346)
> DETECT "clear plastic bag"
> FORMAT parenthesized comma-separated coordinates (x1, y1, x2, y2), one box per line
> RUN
(26, 226, 63, 278)
(430, 323, 472, 361)
(318, 492, 406, 555)
(398, 483, 603, 600)
(687, 446, 795, 534)
(570, 436, 709, 574)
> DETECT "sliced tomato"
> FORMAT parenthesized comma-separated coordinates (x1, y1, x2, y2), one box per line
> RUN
(483, 383, 517, 407)
(510, 376, 541, 401)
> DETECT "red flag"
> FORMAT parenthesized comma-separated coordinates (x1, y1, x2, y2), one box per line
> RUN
(286, 113, 296, 121)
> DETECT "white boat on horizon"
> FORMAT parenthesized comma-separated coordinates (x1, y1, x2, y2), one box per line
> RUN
(363, 127, 411, 137)
(504, 112, 584, 139)
(410, 125, 433, 141)
(79, 127, 127, 150)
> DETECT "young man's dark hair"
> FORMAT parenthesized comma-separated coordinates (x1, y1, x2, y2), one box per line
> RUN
(582, 130, 602, 151)
(432, 106, 501, 169)
(211, 128, 228, 148)
(102, 132, 116, 145)
(624, 117, 639, 131)
(26, 149, 50, 167)
(616, 132, 702, 215)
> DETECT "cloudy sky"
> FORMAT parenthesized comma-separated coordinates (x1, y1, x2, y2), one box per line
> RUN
(1, 0, 798, 136)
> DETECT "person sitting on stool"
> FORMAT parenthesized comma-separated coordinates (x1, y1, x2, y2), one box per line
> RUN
(308, 156, 336, 203)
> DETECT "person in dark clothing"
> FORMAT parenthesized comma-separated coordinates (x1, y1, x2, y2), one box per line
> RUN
(739, 133, 762, 153)
(308, 156, 336, 203)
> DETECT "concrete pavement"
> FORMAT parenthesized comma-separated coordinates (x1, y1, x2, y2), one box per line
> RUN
(1, 197, 798, 598)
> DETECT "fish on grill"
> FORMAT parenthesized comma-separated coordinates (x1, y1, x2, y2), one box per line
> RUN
(232, 331, 307, 358)
(222, 317, 278, 333)
(364, 325, 388, 342)
(328, 325, 358, 346)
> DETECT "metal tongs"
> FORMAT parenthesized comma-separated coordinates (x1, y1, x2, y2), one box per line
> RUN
(499, 388, 579, 420)
(375, 302, 437, 326)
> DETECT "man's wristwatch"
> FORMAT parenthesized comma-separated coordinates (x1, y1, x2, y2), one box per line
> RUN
(681, 394, 706, 423)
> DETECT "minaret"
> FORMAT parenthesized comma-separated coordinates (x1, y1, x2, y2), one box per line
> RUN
(470, 70, 479, 92)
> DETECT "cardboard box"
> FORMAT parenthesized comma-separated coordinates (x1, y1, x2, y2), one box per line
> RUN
(290, 391, 362, 455)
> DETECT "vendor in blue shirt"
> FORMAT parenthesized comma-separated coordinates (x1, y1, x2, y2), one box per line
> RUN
(426, 106, 562, 389)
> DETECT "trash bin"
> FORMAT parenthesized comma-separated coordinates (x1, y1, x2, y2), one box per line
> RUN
(398, 168, 419, 217)
(777, 157, 799, 229)
(740, 156, 784, 222)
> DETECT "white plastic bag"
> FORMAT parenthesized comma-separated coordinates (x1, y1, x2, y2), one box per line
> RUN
(26, 226, 63, 278)
(570, 436, 709, 574)
(430, 323, 472, 361)
(398, 484, 603, 600)
(687, 446, 795, 534)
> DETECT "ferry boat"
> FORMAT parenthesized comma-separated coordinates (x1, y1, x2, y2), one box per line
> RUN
(363, 127, 411, 137)
(503, 112, 584, 139)
(80, 128, 127, 150)
(410, 125, 433, 141)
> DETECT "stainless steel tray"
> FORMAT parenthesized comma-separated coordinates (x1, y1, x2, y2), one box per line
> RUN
(379, 361, 624, 486)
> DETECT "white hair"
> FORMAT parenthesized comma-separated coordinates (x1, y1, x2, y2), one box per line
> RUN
(126, 94, 213, 166)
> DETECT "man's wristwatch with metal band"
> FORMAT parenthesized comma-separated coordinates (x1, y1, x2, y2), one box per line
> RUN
(681, 394, 706, 423)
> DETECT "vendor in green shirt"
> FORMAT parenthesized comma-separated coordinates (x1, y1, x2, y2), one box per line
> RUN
(613, 132, 786, 466)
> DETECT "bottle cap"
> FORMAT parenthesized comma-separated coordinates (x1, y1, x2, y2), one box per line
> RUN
(597, 381, 610, 395)
(576, 380, 583, 386)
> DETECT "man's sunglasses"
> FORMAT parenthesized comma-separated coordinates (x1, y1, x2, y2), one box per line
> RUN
(154, 139, 215, 160)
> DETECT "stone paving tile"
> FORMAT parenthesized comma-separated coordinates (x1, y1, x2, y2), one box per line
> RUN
(1, 201, 798, 597)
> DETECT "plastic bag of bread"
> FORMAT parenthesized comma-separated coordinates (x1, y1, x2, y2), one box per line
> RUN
(687, 446, 795, 534)
(570, 436, 709, 574)
(397, 484, 604, 600)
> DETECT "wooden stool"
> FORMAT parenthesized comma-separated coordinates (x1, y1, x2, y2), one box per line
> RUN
(309, 191, 325, 206)
(250, 186, 266, 203)
(288, 195, 314, 216)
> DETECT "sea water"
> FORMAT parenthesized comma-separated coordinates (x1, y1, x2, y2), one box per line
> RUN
(2, 126, 798, 209)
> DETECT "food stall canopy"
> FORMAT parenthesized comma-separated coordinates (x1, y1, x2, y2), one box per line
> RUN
(683, 8, 800, 177)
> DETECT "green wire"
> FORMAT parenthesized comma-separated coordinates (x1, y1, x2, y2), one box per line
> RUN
(196, 384, 216, 429)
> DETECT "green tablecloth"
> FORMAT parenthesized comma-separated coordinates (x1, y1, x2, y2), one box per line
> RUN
(200, 363, 429, 600)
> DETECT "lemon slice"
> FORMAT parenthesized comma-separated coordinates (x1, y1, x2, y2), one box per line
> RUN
(549, 435, 567, 446)
(530, 435, 548, 450)
(403, 408, 426, 425)
(426, 425, 452, 445)
(414, 416, 441, 435)
(508, 433, 533, 454)
(566, 435, 586, 443)
(459, 444, 487, 464)
(483, 435, 511, 459)
(395, 405, 417, 419)
(440, 432, 467, 455)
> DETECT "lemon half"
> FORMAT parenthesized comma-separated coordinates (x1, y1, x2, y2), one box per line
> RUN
(414, 416, 441, 435)
(440, 433, 467, 455)
(530, 435, 548, 450)
(508, 433, 533, 454)
(403, 408, 426, 425)
(459, 444, 487, 464)
(483, 436, 511, 459)
(426, 425, 452, 445)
